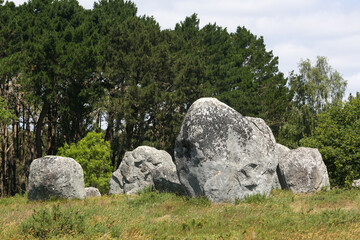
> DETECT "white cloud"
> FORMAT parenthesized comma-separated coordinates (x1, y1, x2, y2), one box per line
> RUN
(272, 43, 314, 74)
(345, 73, 360, 97)
(170, 0, 318, 16)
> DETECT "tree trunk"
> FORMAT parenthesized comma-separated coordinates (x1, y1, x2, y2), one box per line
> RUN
(105, 112, 115, 167)
(1, 126, 9, 196)
(20, 107, 32, 194)
(47, 104, 57, 155)
(11, 114, 19, 195)
(35, 102, 49, 158)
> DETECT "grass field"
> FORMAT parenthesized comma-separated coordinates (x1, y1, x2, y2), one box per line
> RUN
(1, 188, 360, 239)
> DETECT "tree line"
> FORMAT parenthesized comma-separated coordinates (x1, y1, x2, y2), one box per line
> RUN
(0, 0, 349, 196)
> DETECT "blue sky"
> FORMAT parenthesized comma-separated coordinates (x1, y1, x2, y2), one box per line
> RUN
(9, 0, 360, 96)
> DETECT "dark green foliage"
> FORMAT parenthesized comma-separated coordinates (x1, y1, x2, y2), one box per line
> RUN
(21, 204, 85, 239)
(300, 94, 360, 187)
(218, 26, 291, 137)
(58, 132, 112, 194)
(1, 0, 293, 196)
(0, 97, 16, 127)
(280, 57, 347, 148)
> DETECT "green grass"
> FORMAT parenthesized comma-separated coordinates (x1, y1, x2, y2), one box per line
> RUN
(1, 189, 360, 239)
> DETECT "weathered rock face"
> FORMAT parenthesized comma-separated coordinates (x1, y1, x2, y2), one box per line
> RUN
(28, 156, 85, 201)
(273, 144, 291, 190)
(85, 187, 101, 197)
(272, 169, 282, 190)
(277, 147, 330, 193)
(174, 98, 278, 202)
(109, 146, 184, 195)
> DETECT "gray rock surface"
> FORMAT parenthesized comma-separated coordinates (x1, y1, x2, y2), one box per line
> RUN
(272, 169, 282, 190)
(273, 144, 291, 189)
(109, 146, 183, 195)
(174, 98, 278, 202)
(28, 156, 85, 201)
(352, 179, 360, 188)
(152, 168, 186, 195)
(85, 187, 101, 197)
(277, 147, 330, 193)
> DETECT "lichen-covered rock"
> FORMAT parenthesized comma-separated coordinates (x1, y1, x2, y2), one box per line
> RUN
(109, 146, 183, 195)
(174, 98, 278, 202)
(28, 156, 85, 201)
(85, 187, 101, 197)
(277, 147, 330, 193)
(276, 144, 291, 160)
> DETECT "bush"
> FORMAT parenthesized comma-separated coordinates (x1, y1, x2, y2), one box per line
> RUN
(128, 186, 172, 207)
(185, 196, 211, 207)
(236, 193, 269, 204)
(301, 94, 360, 187)
(21, 204, 85, 238)
(58, 132, 112, 194)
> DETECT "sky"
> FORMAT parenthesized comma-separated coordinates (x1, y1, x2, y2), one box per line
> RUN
(9, 0, 360, 97)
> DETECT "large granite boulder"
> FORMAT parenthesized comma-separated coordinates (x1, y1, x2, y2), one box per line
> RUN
(28, 156, 86, 201)
(109, 146, 184, 195)
(174, 98, 278, 202)
(85, 187, 101, 197)
(277, 147, 330, 193)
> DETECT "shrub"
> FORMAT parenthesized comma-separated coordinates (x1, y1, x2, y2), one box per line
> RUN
(58, 132, 112, 194)
(236, 193, 269, 204)
(128, 187, 168, 207)
(185, 196, 211, 207)
(301, 94, 360, 187)
(21, 204, 85, 239)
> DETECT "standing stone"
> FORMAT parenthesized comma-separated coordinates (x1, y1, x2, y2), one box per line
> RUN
(28, 156, 85, 201)
(109, 146, 183, 195)
(85, 187, 101, 197)
(277, 147, 330, 193)
(175, 98, 278, 203)
(246, 117, 282, 190)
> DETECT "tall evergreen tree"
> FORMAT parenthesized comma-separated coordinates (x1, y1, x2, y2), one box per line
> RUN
(213, 26, 291, 136)
(17, 0, 101, 156)
(0, 0, 294, 195)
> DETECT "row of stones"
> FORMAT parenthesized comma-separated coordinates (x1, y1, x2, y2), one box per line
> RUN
(28, 98, 330, 202)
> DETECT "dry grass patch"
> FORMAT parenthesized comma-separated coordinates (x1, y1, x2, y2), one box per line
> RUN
(291, 189, 360, 214)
